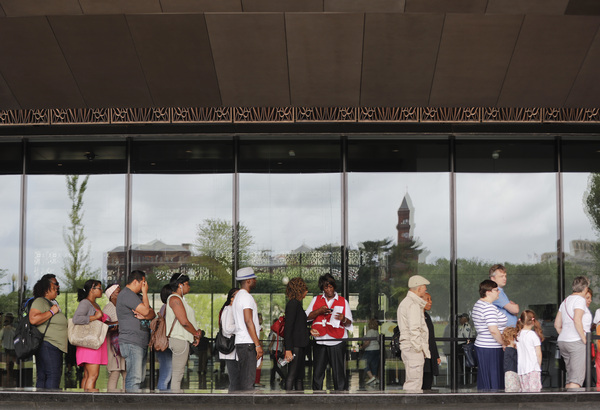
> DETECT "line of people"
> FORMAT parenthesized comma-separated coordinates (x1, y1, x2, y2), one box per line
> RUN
(27, 268, 358, 392)
(471, 265, 600, 392)
(220, 269, 353, 391)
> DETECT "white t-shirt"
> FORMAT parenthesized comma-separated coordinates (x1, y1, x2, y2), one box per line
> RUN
(516, 329, 541, 375)
(232, 289, 260, 345)
(557, 294, 592, 342)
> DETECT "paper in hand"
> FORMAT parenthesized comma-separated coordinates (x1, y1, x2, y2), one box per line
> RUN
(329, 305, 344, 328)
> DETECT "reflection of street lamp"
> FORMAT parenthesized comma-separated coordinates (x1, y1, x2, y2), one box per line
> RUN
(11, 274, 16, 293)
(23, 275, 28, 293)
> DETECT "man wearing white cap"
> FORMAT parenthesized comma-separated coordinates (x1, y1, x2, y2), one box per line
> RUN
(231, 267, 263, 391)
(397, 275, 431, 392)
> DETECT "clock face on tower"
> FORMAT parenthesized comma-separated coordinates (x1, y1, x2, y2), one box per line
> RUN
(402, 232, 409, 238)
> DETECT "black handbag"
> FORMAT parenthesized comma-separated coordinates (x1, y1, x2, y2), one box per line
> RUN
(215, 329, 235, 354)
(462, 341, 477, 368)
(13, 298, 52, 360)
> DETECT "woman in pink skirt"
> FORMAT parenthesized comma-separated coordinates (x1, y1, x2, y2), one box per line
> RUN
(73, 280, 108, 392)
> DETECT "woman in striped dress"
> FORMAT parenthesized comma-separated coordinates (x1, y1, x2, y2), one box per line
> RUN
(472, 279, 508, 391)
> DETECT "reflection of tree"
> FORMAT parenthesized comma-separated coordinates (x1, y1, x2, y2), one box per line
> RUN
(351, 237, 424, 320)
(584, 173, 600, 286)
(354, 240, 391, 319)
(62, 175, 98, 291)
(191, 218, 254, 291)
(195, 218, 253, 268)
(0, 268, 18, 314)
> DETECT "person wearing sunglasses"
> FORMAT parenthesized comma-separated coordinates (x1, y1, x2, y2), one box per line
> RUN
(73, 280, 108, 392)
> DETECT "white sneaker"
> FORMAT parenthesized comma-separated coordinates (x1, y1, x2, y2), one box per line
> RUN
(366, 376, 376, 385)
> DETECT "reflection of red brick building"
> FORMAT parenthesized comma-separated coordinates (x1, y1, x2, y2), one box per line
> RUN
(393, 193, 420, 279)
(397, 195, 413, 244)
(106, 239, 192, 283)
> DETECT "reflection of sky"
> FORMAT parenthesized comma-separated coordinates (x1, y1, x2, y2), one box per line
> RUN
(0, 172, 598, 292)
(240, 173, 341, 254)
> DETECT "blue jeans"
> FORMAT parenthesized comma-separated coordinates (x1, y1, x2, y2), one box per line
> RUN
(156, 349, 172, 390)
(35, 341, 63, 389)
(120, 343, 148, 392)
(364, 350, 380, 376)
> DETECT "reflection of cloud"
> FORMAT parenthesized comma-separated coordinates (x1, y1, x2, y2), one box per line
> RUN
(0, 172, 597, 284)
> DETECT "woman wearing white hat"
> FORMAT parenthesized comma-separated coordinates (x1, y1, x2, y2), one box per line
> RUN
(103, 283, 126, 391)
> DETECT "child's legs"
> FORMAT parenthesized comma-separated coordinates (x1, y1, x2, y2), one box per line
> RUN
(504, 371, 520, 392)
(519, 371, 542, 392)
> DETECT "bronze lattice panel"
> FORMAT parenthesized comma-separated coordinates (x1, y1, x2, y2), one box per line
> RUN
(1, 107, 599, 126)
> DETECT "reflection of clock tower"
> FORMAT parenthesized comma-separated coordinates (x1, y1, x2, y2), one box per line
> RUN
(397, 195, 412, 244)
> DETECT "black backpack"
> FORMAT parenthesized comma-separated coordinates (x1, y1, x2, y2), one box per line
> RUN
(390, 325, 402, 359)
(13, 298, 52, 360)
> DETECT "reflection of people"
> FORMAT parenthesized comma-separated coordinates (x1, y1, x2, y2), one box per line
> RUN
(267, 327, 286, 388)
(73, 280, 109, 392)
(422, 292, 440, 390)
(232, 267, 263, 391)
(219, 288, 239, 392)
(397, 275, 430, 392)
(306, 273, 353, 391)
(555, 275, 591, 389)
(116, 270, 156, 392)
(30, 274, 67, 389)
(472, 279, 507, 390)
(0, 312, 16, 386)
(254, 313, 265, 387)
(283, 277, 310, 391)
(194, 330, 210, 387)
(490, 264, 519, 327)
(458, 314, 474, 342)
(166, 273, 201, 392)
(103, 284, 126, 392)
(362, 318, 380, 386)
(156, 284, 173, 391)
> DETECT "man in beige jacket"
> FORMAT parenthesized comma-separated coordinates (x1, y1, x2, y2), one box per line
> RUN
(397, 275, 431, 392)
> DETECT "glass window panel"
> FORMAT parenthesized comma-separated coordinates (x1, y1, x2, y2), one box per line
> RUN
(131, 138, 234, 174)
(347, 139, 450, 172)
(348, 172, 450, 389)
(455, 139, 556, 173)
(239, 170, 341, 389)
(238, 138, 341, 173)
(563, 172, 600, 310)
(26, 139, 127, 174)
(456, 172, 558, 387)
(132, 173, 233, 390)
(561, 139, 600, 172)
(0, 175, 21, 387)
(0, 141, 23, 174)
(25, 174, 126, 388)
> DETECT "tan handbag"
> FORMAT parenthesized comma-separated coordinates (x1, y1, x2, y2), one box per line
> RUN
(68, 318, 109, 350)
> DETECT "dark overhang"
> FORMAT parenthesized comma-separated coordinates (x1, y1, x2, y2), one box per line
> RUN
(0, 0, 599, 129)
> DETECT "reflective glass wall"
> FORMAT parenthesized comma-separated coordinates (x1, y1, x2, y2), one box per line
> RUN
(0, 134, 599, 392)
(347, 139, 451, 389)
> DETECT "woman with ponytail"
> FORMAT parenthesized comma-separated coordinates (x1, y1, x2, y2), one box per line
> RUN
(72, 279, 109, 391)
(516, 310, 544, 392)
(165, 273, 202, 392)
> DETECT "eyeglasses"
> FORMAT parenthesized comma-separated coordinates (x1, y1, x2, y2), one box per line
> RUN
(50, 281, 60, 288)
(92, 286, 102, 290)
